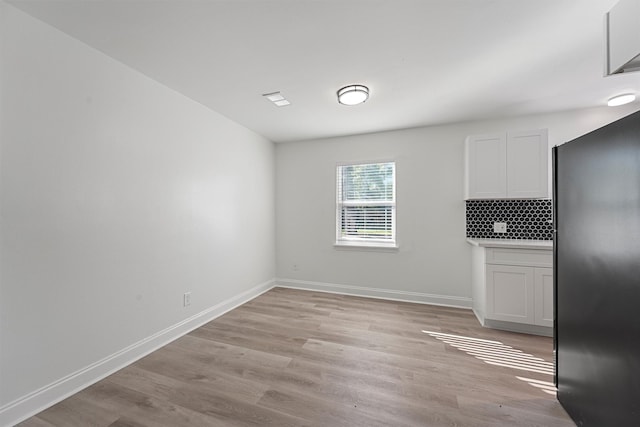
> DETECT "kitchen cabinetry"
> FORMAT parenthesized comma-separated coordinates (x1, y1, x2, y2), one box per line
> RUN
(534, 267, 553, 327)
(465, 129, 549, 199)
(486, 264, 535, 324)
(469, 239, 553, 335)
(605, 0, 640, 75)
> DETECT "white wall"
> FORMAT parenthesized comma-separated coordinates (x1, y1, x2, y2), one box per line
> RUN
(275, 105, 639, 304)
(0, 2, 275, 420)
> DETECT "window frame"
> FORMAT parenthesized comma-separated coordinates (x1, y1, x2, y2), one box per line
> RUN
(335, 160, 398, 250)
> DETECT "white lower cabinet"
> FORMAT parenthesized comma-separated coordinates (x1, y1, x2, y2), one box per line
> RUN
(534, 267, 554, 327)
(471, 244, 553, 335)
(486, 264, 535, 324)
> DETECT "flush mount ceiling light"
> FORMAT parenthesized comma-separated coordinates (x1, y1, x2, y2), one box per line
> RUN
(337, 85, 369, 106)
(607, 93, 636, 107)
(262, 91, 290, 107)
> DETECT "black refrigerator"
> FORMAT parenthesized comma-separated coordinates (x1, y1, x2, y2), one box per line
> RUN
(554, 109, 640, 426)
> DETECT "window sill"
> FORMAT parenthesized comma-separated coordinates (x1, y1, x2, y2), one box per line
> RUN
(334, 241, 399, 252)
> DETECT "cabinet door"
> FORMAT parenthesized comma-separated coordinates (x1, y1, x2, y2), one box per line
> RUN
(606, 0, 640, 74)
(506, 129, 549, 198)
(466, 133, 507, 199)
(534, 267, 554, 327)
(486, 265, 535, 324)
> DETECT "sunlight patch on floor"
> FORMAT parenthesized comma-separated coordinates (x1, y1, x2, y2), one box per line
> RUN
(423, 330, 556, 394)
(516, 376, 557, 396)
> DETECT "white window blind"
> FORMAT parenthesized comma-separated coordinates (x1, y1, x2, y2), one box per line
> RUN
(336, 162, 396, 245)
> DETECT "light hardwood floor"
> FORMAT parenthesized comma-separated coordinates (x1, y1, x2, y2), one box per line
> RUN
(19, 287, 575, 426)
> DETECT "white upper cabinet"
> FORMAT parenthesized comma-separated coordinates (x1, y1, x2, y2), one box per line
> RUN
(605, 0, 640, 75)
(465, 133, 507, 199)
(465, 129, 549, 199)
(506, 129, 549, 199)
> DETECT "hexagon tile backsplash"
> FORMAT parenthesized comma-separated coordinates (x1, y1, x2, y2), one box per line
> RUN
(465, 199, 553, 240)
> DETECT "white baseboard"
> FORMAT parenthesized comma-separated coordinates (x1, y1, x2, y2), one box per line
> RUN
(275, 278, 472, 309)
(483, 318, 553, 337)
(472, 308, 552, 337)
(472, 308, 486, 326)
(0, 279, 276, 427)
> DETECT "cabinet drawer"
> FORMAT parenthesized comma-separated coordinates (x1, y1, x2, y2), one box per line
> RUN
(486, 248, 552, 268)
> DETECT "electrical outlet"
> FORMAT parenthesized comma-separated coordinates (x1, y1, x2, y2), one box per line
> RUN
(183, 292, 191, 307)
(494, 222, 507, 233)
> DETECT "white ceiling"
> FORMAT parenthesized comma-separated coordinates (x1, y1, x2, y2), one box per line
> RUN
(8, 0, 640, 142)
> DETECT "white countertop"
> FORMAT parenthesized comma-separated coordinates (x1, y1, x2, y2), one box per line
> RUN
(466, 238, 553, 249)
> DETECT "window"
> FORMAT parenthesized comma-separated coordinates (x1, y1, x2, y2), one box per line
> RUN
(336, 161, 396, 248)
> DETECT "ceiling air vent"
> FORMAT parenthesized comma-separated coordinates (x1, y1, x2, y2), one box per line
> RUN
(605, 0, 640, 75)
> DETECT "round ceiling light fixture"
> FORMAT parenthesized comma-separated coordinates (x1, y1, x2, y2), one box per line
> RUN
(607, 93, 636, 107)
(337, 84, 369, 106)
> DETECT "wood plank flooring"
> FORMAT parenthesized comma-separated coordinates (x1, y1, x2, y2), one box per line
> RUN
(19, 288, 575, 426)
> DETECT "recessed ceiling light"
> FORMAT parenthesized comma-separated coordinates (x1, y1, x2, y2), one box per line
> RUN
(607, 93, 636, 107)
(337, 85, 369, 106)
(262, 91, 291, 107)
